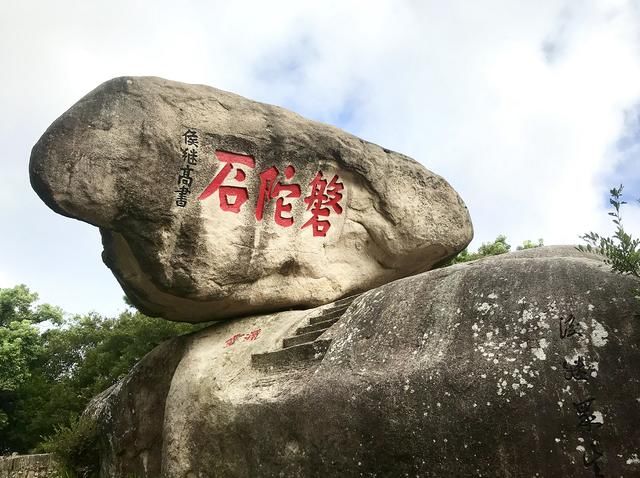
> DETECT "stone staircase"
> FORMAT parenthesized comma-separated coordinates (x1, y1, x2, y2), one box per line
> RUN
(251, 294, 360, 369)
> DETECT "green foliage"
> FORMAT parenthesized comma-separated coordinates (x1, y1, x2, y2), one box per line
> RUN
(0, 320, 40, 393)
(579, 185, 640, 280)
(451, 235, 511, 264)
(476, 234, 511, 256)
(0, 286, 201, 454)
(40, 415, 100, 478)
(0, 285, 63, 396)
(42, 310, 197, 400)
(445, 235, 543, 266)
(0, 285, 63, 327)
(51, 468, 77, 478)
(517, 238, 544, 250)
(0, 285, 63, 438)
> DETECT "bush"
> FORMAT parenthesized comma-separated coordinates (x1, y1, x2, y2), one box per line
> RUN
(438, 235, 544, 268)
(1, 302, 201, 453)
(517, 238, 544, 250)
(39, 415, 100, 478)
(579, 185, 640, 281)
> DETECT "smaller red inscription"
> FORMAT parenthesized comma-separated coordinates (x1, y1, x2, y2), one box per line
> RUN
(224, 328, 262, 347)
(244, 329, 262, 341)
(224, 333, 244, 348)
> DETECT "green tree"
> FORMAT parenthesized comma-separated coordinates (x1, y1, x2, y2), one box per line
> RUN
(0, 320, 40, 431)
(446, 235, 543, 265)
(0, 286, 62, 440)
(1, 288, 201, 453)
(450, 235, 511, 264)
(40, 310, 197, 402)
(517, 238, 544, 250)
(0, 285, 63, 327)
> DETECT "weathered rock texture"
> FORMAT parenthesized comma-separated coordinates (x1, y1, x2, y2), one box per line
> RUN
(0, 454, 56, 478)
(29, 76, 473, 322)
(89, 246, 640, 477)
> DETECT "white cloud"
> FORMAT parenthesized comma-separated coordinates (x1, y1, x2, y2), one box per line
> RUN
(0, 269, 11, 288)
(1, 0, 640, 314)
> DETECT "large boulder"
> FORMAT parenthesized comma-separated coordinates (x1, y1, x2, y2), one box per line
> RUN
(29, 76, 472, 322)
(89, 246, 640, 477)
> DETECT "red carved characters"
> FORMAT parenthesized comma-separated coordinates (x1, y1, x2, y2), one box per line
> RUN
(255, 165, 301, 227)
(197, 151, 255, 213)
(197, 150, 344, 235)
(224, 328, 262, 348)
(302, 172, 344, 237)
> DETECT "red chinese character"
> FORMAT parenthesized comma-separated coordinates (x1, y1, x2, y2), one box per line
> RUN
(255, 165, 301, 227)
(198, 151, 255, 213)
(224, 333, 244, 348)
(244, 329, 261, 341)
(302, 172, 344, 236)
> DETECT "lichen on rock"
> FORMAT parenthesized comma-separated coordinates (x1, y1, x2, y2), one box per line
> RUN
(88, 246, 640, 477)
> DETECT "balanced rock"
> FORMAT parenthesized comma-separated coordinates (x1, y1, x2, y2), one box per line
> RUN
(30, 76, 472, 322)
(88, 246, 640, 477)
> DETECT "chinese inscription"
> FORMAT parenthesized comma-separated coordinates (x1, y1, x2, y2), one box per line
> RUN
(574, 398, 602, 432)
(558, 313, 605, 477)
(562, 355, 594, 382)
(224, 328, 262, 348)
(197, 150, 344, 237)
(175, 129, 200, 207)
(197, 151, 254, 213)
(559, 313, 582, 339)
(302, 172, 344, 236)
(255, 165, 301, 227)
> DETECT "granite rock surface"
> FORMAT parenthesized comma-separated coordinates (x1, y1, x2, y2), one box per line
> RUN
(89, 246, 640, 477)
(30, 76, 473, 322)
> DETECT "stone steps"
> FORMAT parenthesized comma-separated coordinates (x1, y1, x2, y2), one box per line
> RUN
(251, 293, 362, 369)
(282, 329, 325, 348)
(295, 317, 340, 335)
(333, 293, 360, 308)
(308, 305, 349, 324)
(251, 339, 332, 369)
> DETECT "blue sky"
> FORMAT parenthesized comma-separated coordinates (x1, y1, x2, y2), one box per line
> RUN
(611, 103, 640, 197)
(1, 0, 639, 318)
